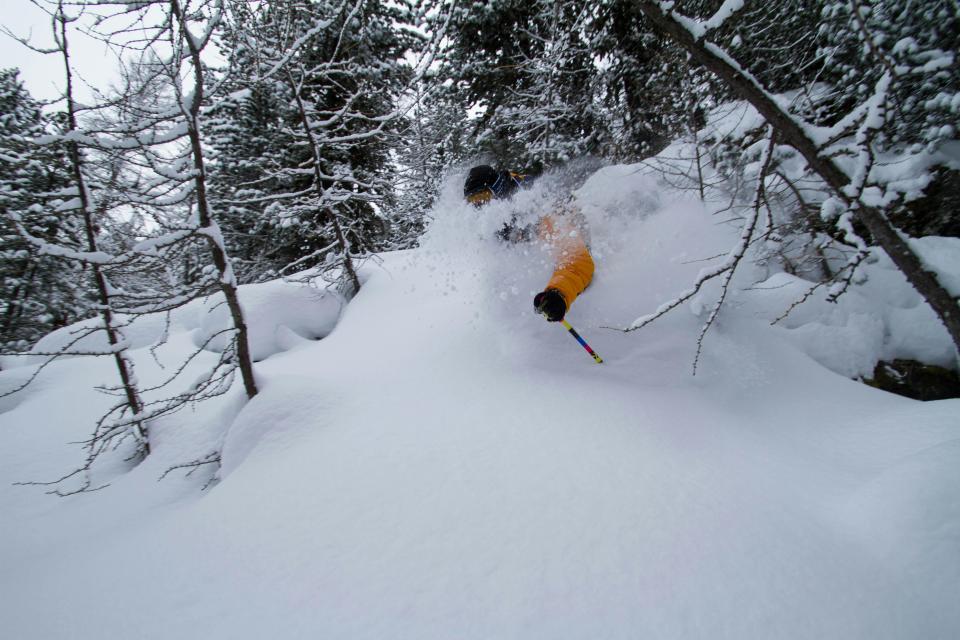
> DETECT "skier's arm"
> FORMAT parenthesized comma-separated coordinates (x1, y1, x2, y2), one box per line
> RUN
(534, 215, 594, 320)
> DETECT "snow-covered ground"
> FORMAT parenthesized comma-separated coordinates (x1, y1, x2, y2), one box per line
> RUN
(1, 163, 958, 639)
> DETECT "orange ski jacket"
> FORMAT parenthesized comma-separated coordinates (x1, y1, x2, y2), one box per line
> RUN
(537, 213, 594, 311)
(486, 170, 594, 312)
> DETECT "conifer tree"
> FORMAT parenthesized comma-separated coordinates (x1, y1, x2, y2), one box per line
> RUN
(213, 0, 416, 289)
(440, 0, 607, 169)
(207, 8, 302, 283)
(0, 69, 91, 352)
(388, 78, 468, 247)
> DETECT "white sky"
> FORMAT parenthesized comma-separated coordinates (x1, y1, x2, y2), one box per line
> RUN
(1, 0, 126, 104)
(2, 0, 229, 107)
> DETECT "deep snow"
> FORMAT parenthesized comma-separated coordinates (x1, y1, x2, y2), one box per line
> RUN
(1, 161, 959, 639)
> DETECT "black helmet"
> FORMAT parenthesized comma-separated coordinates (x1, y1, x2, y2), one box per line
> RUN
(464, 165, 498, 197)
(463, 165, 522, 205)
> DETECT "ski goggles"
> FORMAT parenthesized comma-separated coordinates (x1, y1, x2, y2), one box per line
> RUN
(466, 189, 493, 206)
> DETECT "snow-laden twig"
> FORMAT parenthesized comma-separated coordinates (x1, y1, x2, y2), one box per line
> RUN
(613, 128, 775, 345)
(159, 451, 221, 490)
(257, 1, 344, 80)
(691, 127, 776, 373)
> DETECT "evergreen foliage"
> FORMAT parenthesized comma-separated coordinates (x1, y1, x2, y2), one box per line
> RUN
(210, 0, 418, 283)
(438, 0, 606, 169)
(815, 0, 960, 237)
(387, 78, 467, 247)
(0, 69, 92, 352)
(205, 40, 295, 283)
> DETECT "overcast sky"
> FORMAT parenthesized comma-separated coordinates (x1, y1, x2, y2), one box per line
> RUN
(2, 0, 124, 104)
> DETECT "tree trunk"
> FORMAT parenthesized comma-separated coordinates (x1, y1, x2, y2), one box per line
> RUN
(58, 6, 148, 453)
(287, 71, 362, 294)
(172, 0, 258, 399)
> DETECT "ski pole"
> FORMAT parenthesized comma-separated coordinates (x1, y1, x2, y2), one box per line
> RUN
(561, 319, 604, 364)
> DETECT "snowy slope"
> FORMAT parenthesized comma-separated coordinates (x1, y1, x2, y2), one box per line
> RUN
(1, 165, 958, 639)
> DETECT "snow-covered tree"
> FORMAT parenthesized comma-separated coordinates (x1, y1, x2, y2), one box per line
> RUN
(633, 0, 960, 356)
(438, 0, 609, 169)
(588, 0, 680, 159)
(387, 77, 467, 247)
(0, 0, 273, 492)
(211, 0, 417, 290)
(0, 5, 154, 487)
(79, 0, 260, 400)
(814, 0, 960, 238)
(474, 1, 605, 169)
(382, 1, 461, 247)
(0, 69, 92, 352)
(204, 39, 295, 283)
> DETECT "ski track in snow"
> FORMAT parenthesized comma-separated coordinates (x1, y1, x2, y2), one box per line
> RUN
(1, 169, 958, 639)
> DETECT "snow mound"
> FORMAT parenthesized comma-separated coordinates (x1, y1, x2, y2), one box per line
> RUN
(575, 164, 665, 223)
(219, 375, 335, 478)
(193, 280, 344, 361)
(909, 235, 960, 297)
(4, 279, 346, 369)
(746, 245, 956, 377)
(13, 311, 171, 366)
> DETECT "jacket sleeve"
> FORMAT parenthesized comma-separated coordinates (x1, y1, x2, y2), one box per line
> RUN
(538, 214, 594, 310)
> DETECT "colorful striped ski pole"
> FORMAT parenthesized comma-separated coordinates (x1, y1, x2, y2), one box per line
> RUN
(561, 319, 604, 364)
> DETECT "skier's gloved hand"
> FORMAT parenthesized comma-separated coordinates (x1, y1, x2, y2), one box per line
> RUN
(534, 288, 567, 322)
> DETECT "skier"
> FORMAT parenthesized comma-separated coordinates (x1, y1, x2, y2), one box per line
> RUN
(463, 165, 594, 322)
